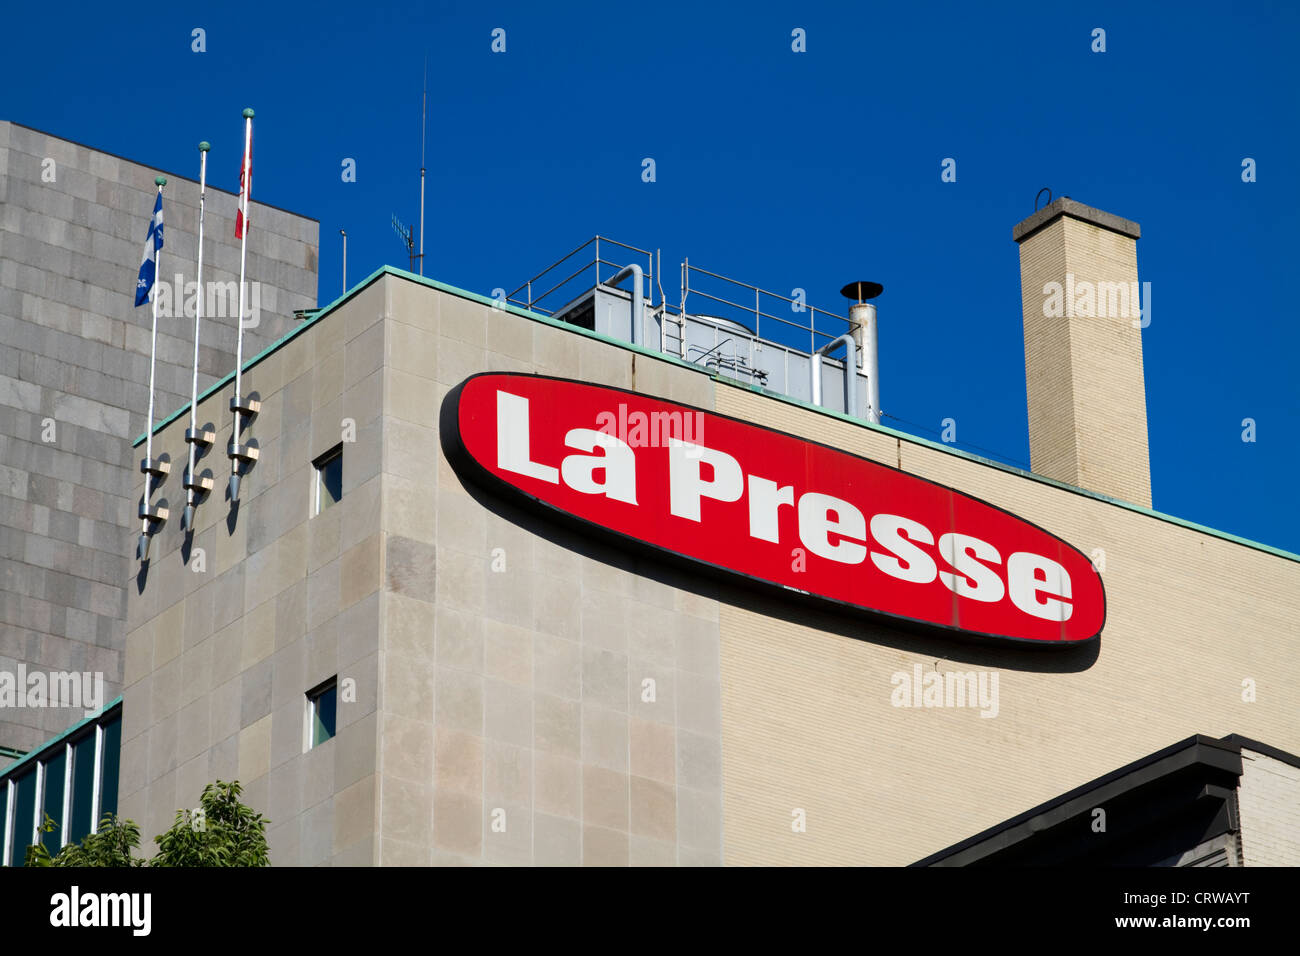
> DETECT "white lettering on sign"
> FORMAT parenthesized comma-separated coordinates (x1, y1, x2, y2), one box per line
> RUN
(1008, 551, 1073, 621)
(668, 438, 743, 521)
(560, 428, 638, 504)
(748, 475, 795, 544)
(869, 514, 938, 584)
(798, 492, 868, 565)
(492, 389, 1075, 624)
(498, 391, 639, 505)
(938, 533, 1005, 604)
(497, 391, 558, 484)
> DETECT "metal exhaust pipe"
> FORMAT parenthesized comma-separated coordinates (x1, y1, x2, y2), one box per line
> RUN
(604, 263, 645, 348)
(841, 281, 884, 425)
(812, 332, 859, 419)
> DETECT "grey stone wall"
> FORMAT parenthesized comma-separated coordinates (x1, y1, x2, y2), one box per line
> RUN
(0, 121, 319, 765)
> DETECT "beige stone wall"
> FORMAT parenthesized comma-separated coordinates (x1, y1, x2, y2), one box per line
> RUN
(119, 280, 386, 864)
(715, 383, 1300, 865)
(375, 279, 726, 865)
(1019, 214, 1152, 507)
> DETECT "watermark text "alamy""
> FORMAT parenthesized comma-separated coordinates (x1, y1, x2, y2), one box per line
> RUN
(144, 273, 263, 328)
(891, 664, 999, 718)
(0, 666, 104, 717)
(1042, 274, 1151, 328)
(594, 403, 705, 448)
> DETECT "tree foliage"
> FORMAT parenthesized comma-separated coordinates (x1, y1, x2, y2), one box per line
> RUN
(24, 779, 269, 867)
(25, 813, 145, 867)
(152, 780, 270, 867)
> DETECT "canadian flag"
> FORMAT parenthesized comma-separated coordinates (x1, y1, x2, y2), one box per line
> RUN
(235, 131, 252, 239)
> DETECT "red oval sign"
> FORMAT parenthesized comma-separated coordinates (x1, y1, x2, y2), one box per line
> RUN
(441, 373, 1105, 645)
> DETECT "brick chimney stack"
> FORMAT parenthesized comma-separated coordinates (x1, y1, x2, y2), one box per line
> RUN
(1014, 197, 1152, 507)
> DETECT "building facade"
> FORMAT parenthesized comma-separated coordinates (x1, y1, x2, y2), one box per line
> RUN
(0, 122, 319, 766)
(109, 199, 1300, 865)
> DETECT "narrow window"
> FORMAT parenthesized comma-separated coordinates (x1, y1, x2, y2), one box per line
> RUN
(69, 733, 97, 845)
(0, 780, 9, 867)
(8, 769, 36, 866)
(313, 444, 344, 516)
(305, 677, 338, 751)
(98, 712, 121, 822)
(40, 749, 66, 855)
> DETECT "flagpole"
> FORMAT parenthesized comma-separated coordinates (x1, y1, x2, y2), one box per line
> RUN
(230, 107, 253, 502)
(184, 143, 210, 531)
(141, 176, 166, 557)
(419, 56, 427, 276)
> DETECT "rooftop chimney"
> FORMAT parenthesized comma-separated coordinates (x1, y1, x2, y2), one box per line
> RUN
(1013, 197, 1152, 507)
(842, 281, 883, 425)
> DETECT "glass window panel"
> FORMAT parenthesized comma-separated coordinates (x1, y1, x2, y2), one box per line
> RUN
(0, 782, 8, 865)
(99, 716, 121, 820)
(9, 769, 36, 867)
(312, 684, 337, 746)
(69, 733, 97, 845)
(41, 750, 66, 854)
(318, 450, 343, 513)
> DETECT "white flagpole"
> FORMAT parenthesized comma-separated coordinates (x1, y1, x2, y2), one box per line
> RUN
(230, 108, 253, 502)
(184, 143, 210, 531)
(419, 57, 427, 277)
(140, 176, 165, 559)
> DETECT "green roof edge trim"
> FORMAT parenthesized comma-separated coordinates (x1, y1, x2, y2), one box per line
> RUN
(0, 696, 123, 784)
(132, 267, 392, 446)
(133, 266, 1300, 566)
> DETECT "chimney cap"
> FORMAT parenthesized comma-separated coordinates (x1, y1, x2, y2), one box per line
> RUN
(840, 281, 883, 302)
(1013, 197, 1140, 243)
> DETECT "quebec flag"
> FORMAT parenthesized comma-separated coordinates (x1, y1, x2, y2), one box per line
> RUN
(134, 191, 164, 307)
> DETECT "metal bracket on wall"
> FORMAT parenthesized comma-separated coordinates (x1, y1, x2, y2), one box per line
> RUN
(140, 454, 170, 478)
(230, 392, 262, 417)
(183, 467, 215, 494)
(227, 440, 260, 464)
(185, 425, 216, 448)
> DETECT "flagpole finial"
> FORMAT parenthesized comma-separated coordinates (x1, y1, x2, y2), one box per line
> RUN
(198, 141, 210, 152)
(242, 108, 255, 118)
(155, 176, 166, 186)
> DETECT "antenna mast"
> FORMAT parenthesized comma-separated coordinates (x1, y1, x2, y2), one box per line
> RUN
(392, 214, 415, 271)
(419, 58, 427, 276)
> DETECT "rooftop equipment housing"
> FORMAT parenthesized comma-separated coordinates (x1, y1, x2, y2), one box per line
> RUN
(507, 237, 877, 419)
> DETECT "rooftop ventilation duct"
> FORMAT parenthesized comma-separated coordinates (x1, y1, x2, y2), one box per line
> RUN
(602, 263, 644, 347)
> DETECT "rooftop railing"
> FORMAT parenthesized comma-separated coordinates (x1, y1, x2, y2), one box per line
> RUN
(506, 236, 854, 360)
(506, 236, 657, 316)
(679, 258, 853, 356)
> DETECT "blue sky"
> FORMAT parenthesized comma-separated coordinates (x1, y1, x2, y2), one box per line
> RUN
(5, 0, 1297, 552)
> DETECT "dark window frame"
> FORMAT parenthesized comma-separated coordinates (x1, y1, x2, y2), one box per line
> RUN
(312, 444, 344, 516)
(305, 676, 339, 751)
